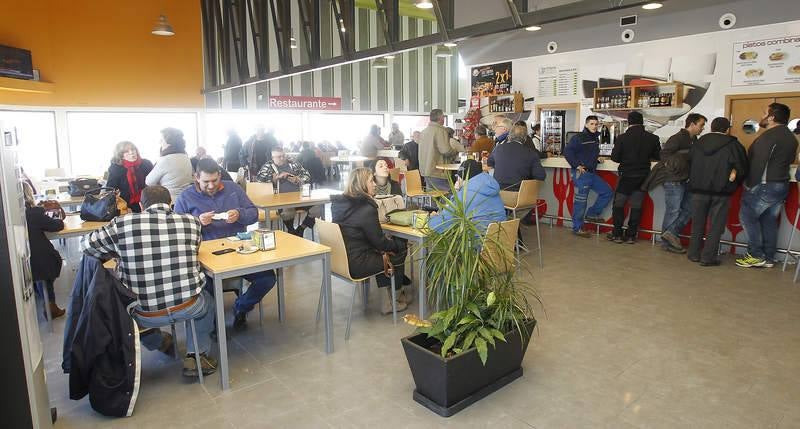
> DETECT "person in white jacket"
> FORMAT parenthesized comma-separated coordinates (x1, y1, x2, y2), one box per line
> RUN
(145, 128, 194, 201)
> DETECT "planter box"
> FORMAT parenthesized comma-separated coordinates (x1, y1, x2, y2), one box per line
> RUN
(401, 319, 536, 417)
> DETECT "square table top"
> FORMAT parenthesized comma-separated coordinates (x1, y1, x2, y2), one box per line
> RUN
(248, 188, 341, 209)
(199, 230, 330, 275)
(47, 214, 108, 238)
(381, 222, 427, 239)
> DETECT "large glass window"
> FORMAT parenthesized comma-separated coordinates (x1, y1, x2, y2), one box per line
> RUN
(204, 112, 304, 160)
(306, 113, 384, 151)
(0, 110, 58, 179)
(391, 115, 429, 140)
(67, 112, 198, 177)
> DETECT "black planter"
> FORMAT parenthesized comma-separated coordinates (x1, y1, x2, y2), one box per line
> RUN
(401, 319, 536, 417)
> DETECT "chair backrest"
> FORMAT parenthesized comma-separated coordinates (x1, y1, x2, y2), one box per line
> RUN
(245, 181, 274, 200)
(405, 169, 423, 195)
(389, 167, 401, 183)
(481, 219, 520, 273)
(500, 180, 541, 210)
(317, 220, 355, 280)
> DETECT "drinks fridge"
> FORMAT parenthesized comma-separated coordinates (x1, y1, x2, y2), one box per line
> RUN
(0, 121, 54, 428)
(540, 110, 566, 155)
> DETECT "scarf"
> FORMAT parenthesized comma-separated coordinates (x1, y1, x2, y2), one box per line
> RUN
(374, 177, 392, 195)
(122, 158, 143, 205)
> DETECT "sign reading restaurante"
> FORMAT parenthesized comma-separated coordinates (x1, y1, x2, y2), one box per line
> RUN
(268, 96, 342, 111)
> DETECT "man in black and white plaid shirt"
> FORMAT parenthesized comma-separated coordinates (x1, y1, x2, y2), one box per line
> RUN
(81, 185, 217, 377)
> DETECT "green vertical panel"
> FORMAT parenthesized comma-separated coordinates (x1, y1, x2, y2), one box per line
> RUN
(450, 48, 459, 113)
(393, 53, 403, 112)
(437, 58, 446, 113)
(407, 19, 418, 112)
(377, 68, 387, 111)
(231, 87, 246, 109)
(358, 8, 371, 111)
(300, 17, 313, 96)
(279, 77, 292, 95)
(321, 0, 334, 96)
(341, 64, 353, 110)
(422, 20, 432, 112)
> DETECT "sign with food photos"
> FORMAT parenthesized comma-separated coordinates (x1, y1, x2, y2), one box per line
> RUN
(732, 35, 800, 86)
(471, 62, 512, 97)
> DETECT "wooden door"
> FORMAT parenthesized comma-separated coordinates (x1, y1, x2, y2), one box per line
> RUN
(776, 96, 800, 140)
(729, 97, 773, 150)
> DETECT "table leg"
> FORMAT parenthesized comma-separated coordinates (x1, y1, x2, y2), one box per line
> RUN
(213, 276, 230, 391)
(323, 253, 334, 354)
(418, 242, 427, 320)
(277, 268, 286, 323)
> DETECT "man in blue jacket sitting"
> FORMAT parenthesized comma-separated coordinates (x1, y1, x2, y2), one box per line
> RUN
(564, 115, 613, 238)
(428, 159, 507, 234)
(175, 158, 276, 331)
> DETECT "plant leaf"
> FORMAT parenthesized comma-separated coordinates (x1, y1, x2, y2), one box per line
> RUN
(467, 302, 481, 319)
(478, 327, 496, 347)
(462, 331, 477, 350)
(457, 315, 476, 326)
(486, 291, 496, 307)
(490, 328, 507, 342)
(441, 332, 458, 358)
(475, 338, 488, 365)
(442, 306, 458, 328)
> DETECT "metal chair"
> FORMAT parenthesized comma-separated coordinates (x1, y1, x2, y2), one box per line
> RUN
(315, 220, 398, 340)
(404, 169, 445, 207)
(500, 180, 545, 268)
(159, 319, 204, 384)
(482, 219, 521, 274)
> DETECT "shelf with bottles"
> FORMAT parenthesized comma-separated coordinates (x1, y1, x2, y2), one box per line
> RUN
(593, 82, 684, 111)
(487, 91, 525, 113)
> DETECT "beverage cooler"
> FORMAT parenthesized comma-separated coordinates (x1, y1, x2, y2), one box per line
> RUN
(0, 121, 54, 428)
(540, 110, 566, 155)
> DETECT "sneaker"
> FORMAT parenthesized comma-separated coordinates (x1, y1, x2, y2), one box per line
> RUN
(688, 255, 700, 263)
(661, 231, 683, 250)
(700, 260, 721, 267)
(735, 254, 767, 268)
(585, 215, 604, 224)
(233, 312, 248, 331)
(763, 260, 775, 268)
(624, 236, 636, 244)
(605, 233, 623, 243)
(183, 353, 218, 377)
(573, 230, 592, 238)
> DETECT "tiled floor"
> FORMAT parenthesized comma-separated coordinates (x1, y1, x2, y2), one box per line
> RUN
(41, 225, 800, 428)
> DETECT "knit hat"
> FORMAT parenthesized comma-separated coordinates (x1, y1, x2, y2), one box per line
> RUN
(457, 159, 483, 180)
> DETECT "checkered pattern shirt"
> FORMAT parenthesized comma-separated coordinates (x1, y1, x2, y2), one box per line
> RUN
(81, 203, 205, 312)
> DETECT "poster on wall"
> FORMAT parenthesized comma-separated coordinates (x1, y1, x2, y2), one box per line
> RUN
(732, 35, 800, 86)
(471, 62, 512, 97)
(537, 64, 579, 97)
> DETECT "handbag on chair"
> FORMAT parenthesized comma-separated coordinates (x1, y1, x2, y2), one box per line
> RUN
(80, 187, 120, 221)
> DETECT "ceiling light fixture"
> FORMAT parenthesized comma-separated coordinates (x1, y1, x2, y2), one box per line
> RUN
(525, 25, 542, 32)
(384, 54, 396, 59)
(443, 42, 458, 47)
(151, 14, 175, 36)
(435, 45, 453, 58)
(642, 2, 663, 10)
(372, 57, 389, 69)
(415, 0, 434, 9)
(290, 30, 298, 49)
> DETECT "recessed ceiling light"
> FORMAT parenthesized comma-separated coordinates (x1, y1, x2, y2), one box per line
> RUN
(443, 42, 458, 47)
(384, 55, 396, 59)
(525, 25, 542, 32)
(373, 57, 389, 69)
(642, 2, 663, 10)
(415, 0, 434, 9)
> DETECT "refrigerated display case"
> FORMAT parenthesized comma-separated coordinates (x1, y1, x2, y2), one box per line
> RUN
(540, 110, 566, 155)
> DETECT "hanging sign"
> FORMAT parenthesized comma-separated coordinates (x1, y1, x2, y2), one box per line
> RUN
(471, 62, 512, 97)
(268, 96, 342, 111)
(732, 35, 800, 86)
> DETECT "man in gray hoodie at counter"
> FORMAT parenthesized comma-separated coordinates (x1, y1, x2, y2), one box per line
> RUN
(736, 103, 798, 268)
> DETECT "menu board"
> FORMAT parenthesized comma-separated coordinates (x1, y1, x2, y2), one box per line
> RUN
(537, 65, 579, 97)
(471, 62, 512, 97)
(732, 35, 800, 86)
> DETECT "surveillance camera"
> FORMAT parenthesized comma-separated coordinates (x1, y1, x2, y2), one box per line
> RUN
(719, 13, 736, 29)
(547, 41, 558, 54)
(621, 29, 635, 43)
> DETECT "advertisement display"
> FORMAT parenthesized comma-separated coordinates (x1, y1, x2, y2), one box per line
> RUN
(470, 62, 512, 97)
(732, 35, 800, 86)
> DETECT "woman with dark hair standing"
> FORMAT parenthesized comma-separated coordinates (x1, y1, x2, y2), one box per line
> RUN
(106, 141, 153, 213)
(146, 127, 194, 201)
(23, 182, 66, 318)
(330, 167, 410, 314)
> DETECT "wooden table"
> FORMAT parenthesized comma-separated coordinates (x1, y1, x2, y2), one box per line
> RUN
(436, 163, 491, 172)
(249, 188, 341, 212)
(381, 223, 429, 319)
(199, 231, 333, 391)
(46, 214, 107, 239)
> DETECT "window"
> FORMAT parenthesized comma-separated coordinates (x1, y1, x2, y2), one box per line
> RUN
(67, 112, 198, 176)
(0, 110, 58, 179)
(391, 115, 429, 140)
(204, 112, 303, 161)
(306, 113, 384, 151)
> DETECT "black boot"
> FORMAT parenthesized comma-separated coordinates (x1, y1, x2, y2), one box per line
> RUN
(611, 206, 626, 238)
(283, 220, 296, 235)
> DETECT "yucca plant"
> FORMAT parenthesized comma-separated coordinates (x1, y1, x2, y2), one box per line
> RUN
(405, 175, 539, 365)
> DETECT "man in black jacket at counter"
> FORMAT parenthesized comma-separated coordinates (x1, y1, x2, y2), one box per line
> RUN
(736, 103, 798, 268)
(687, 118, 748, 266)
(607, 111, 661, 243)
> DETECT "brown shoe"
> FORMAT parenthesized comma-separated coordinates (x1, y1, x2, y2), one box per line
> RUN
(45, 302, 65, 319)
(572, 230, 592, 238)
(398, 287, 415, 305)
(183, 353, 218, 377)
(381, 288, 408, 315)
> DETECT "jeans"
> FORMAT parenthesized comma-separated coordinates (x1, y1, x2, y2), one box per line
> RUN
(134, 290, 215, 355)
(662, 181, 691, 240)
(688, 194, 730, 263)
(739, 182, 790, 260)
(222, 271, 276, 314)
(571, 170, 612, 231)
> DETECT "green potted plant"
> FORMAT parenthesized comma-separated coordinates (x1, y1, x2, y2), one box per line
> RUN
(401, 177, 539, 417)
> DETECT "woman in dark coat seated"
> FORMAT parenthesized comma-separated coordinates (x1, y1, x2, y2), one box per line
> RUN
(330, 167, 410, 314)
(23, 182, 66, 318)
(105, 141, 153, 213)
